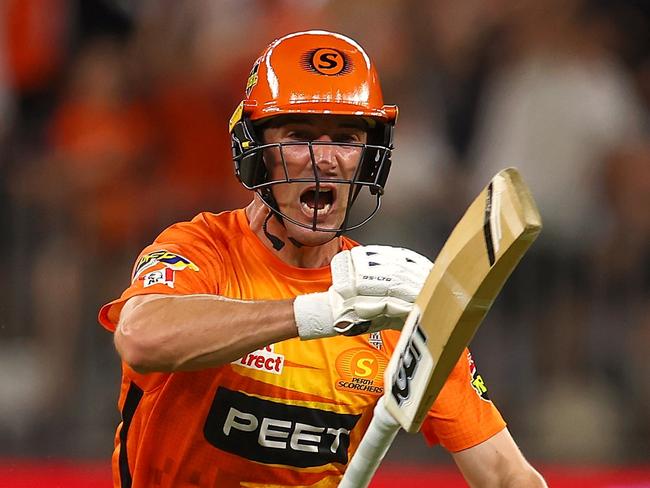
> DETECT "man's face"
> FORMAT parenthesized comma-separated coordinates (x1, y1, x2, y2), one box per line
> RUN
(261, 114, 368, 246)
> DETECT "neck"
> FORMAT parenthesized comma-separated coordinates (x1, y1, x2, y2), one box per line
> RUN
(245, 199, 341, 268)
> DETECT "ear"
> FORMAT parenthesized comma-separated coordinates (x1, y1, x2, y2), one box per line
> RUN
(231, 118, 268, 188)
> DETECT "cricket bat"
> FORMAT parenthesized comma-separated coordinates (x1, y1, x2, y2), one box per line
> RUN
(339, 167, 542, 487)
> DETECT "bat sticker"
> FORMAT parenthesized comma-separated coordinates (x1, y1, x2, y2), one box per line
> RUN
(390, 311, 428, 406)
(483, 183, 497, 266)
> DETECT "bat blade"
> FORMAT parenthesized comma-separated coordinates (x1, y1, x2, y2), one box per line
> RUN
(384, 167, 541, 432)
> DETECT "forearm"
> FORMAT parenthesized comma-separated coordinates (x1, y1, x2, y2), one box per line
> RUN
(452, 429, 547, 488)
(458, 457, 546, 488)
(115, 293, 297, 373)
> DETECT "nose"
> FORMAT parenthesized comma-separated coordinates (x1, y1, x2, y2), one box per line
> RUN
(311, 135, 338, 175)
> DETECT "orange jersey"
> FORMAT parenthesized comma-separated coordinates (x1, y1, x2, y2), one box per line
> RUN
(99, 209, 505, 488)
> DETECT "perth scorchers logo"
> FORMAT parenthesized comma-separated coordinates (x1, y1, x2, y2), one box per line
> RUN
(301, 48, 352, 76)
(335, 348, 387, 396)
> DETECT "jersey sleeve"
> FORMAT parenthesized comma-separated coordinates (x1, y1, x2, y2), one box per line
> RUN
(419, 349, 506, 452)
(98, 220, 224, 332)
(380, 330, 505, 453)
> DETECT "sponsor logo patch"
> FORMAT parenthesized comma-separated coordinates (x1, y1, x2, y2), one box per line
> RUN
(245, 57, 261, 97)
(132, 250, 199, 282)
(232, 345, 284, 375)
(467, 352, 490, 402)
(335, 348, 387, 396)
(368, 332, 383, 350)
(204, 387, 360, 467)
(143, 268, 175, 288)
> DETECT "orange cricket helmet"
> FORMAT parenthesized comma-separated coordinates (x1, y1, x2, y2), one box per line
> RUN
(229, 30, 398, 235)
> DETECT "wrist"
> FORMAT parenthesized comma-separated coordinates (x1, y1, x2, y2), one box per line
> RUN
(293, 292, 336, 340)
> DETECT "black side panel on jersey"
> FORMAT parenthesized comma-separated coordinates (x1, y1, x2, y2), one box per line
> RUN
(119, 382, 144, 488)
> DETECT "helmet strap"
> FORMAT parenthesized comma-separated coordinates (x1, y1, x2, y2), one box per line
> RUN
(262, 210, 285, 251)
(261, 210, 307, 251)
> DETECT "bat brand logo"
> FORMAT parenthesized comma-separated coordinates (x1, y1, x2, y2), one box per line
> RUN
(391, 318, 428, 406)
(302, 48, 352, 76)
(204, 388, 360, 467)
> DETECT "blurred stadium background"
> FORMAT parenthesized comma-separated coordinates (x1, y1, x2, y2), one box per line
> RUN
(0, 0, 649, 486)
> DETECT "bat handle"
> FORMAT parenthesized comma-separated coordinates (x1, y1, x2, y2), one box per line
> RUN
(339, 396, 401, 488)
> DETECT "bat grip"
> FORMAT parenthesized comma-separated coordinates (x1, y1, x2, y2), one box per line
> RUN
(339, 396, 401, 488)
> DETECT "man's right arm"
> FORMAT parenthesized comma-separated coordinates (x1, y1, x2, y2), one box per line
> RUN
(115, 245, 433, 374)
(115, 294, 298, 374)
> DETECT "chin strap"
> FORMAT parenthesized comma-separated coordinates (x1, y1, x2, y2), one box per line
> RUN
(263, 210, 307, 251)
(263, 211, 285, 251)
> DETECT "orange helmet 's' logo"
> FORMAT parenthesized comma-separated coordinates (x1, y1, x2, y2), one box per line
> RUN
(303, 48, 351, 76)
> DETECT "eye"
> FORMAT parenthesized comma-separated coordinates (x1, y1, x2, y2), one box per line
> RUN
(335, 132, 363, 144)
(286, 129, 313, 141)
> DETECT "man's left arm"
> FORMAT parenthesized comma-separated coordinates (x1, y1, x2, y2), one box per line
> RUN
(451, 427, 547, 488)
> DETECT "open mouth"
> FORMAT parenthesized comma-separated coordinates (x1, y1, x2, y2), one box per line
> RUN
(299, 185, 336, 217)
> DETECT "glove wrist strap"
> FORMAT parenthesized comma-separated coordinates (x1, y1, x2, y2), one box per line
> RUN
(293, 292, 335, 340)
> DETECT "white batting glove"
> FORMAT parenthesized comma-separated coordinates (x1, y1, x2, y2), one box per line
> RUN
(294, 245, 432, 340)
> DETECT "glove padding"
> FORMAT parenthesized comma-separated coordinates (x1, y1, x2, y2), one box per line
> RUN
(294, 245, 433, 340)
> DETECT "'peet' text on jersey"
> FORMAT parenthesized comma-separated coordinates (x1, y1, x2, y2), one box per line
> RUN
(204, 387, 361, 468)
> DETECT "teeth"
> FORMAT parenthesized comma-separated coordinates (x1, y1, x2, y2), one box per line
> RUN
(301, 202, 331, 214)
